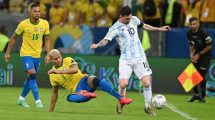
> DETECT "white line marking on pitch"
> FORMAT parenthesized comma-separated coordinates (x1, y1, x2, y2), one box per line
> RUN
(166, 103, 197, 120)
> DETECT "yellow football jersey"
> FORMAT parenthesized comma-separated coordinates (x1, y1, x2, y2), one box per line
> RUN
(15, 18, 50, 58)
(49, 57, 87, 93)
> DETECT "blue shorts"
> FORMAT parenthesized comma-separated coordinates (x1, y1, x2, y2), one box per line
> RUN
(21, 56, 40, 72)
(75, 76, 95, 93)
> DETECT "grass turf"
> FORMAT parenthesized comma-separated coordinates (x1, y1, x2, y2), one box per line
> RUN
(0, 87, 214, 120)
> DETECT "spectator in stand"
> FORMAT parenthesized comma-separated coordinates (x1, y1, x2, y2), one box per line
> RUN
(181, 0, 201, 27)
(200, 0, 215, 28)
(142, 0, 162, 27)
(49, 0, 67, 27)
(64, 0, 82, 27)
(80, 0, 102, 27)
(163, 0, 184, 27)
(0, 26, 9, 52)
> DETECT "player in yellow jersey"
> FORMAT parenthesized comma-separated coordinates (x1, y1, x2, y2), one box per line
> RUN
(48, 49, 132, 112)
(4, 2, 50, 108)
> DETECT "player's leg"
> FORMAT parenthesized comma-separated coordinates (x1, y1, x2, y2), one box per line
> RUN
(67, 76, 96, 103)
(198, 56, 211, 103)
(134, 58, 155, 116)
(188, 63, 200, 102)
(31, 57, 43, 108)
(87, 76, 132, 113)
(118, 59, 132, 98)
(17, 57, 33, 107)
(88, 76, 120, 100)
(67, 93, 90, 103)
(116, 59, 133, 114)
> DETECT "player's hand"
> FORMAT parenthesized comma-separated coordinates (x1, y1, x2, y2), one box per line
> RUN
(160, 26, 171, 31)
(48, 69, 57, 74)
(45, 55, 50, 65)
(191, 54, 200, 63)
(4, 53, 10, 63)
(90, 44, 98, 49)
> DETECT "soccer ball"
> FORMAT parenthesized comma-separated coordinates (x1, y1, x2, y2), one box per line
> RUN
(152, 94, 167, 109)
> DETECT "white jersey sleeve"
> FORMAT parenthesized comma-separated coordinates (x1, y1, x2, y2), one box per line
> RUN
(131, 16, 141, 26)
(104, 27, 119, 41)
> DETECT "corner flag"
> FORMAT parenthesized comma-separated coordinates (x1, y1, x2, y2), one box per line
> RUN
(177, 63, 203, 92)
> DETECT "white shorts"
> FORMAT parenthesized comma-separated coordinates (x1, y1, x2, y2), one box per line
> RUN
(119, 57, 152, 79)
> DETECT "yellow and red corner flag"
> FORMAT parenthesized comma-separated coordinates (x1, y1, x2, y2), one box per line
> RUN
(177, 63, 203, 92)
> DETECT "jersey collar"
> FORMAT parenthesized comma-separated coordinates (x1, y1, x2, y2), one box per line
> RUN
(29, 18, 40, 25)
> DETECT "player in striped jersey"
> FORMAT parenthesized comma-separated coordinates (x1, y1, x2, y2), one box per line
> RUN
(91, 6, 170, 115)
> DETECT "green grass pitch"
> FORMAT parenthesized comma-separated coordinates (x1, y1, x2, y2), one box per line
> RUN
(0, 87, 215, 120)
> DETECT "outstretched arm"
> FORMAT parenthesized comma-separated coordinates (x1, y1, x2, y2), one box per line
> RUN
(4, 33, 17, 62)
(90, 39, 109, 49)
(49, 86, 59, 112)
(143, 24, 171, 31)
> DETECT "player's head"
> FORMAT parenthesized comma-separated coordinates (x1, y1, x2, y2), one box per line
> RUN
(119, 6, 132, 24)
(49, 49, 62, 67)
(189, 17, 199, 32)
(29, 2, 40, 20)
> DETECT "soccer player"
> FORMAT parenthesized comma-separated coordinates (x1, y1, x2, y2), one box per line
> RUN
(48, 49, 132, 112)
(4, 2, 50, 108)
(187, 17, 212, 103)
(90, 6, 170, 115)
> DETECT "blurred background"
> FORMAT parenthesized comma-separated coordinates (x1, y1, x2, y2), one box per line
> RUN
(0, 0, 215, 95)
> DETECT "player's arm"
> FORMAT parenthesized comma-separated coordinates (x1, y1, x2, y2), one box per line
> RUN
(189, 46, 194, 58)
(44, 35, 51, 65)
(90, 39, 109, 49)
(49, 86, 58, 112)
(142, 24, 170, 32)
(4, 33, 17, 62)
(198, 34, 213, 56)
(48, 64, 78, 74)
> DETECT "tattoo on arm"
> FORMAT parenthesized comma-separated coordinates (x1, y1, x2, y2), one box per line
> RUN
(96, 39, 109, 47)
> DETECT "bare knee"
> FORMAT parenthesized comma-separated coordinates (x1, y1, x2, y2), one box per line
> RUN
(27, 69, 36, 74)
(119, 79, 128, 88)
(141, 75, 151, 88)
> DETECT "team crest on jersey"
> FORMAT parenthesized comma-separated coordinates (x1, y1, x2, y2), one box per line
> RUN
(40, 28, 44, 32)
(34, 27, 38, 32)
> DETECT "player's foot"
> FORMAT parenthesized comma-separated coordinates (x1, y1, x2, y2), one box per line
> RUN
(144, 107, 156, 116)
(36, 101, 44, 108)
(116, 98, 132, 114)
(188, 95, 199, 102)
(17, 100, 30, 108)
(78, 90, 97, 99)
(199, 97, 206, 103)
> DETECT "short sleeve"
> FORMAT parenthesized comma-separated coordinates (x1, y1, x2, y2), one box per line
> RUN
(202, 31, 212, 44)
(132, 16, 141, 26)
(49, 74, 59, 87)
(187, 32, 194, 46)
(64, 57, 77, 68)
(103, 28, 118, 41)
(44, 20, 50, 35)
(15, 22, 24, 36)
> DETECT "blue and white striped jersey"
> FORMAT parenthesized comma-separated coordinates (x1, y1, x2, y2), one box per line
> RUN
(104, 16, 146, 60)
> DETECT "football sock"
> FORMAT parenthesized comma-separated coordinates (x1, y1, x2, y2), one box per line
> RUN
(36, 99, 42, 104)
(29, 74, 39, 100)
(20, 79, 30, 97)
(19, 96, 25, 100)
(67, 94, 89, 103)
(118, 85, 126, 98)
(93, 77, 121, 100)
(143, 86, 152, 108)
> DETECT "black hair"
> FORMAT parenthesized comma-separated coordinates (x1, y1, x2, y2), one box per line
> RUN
(119, 6, 132, 16)
(189, 17, 198, 23)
